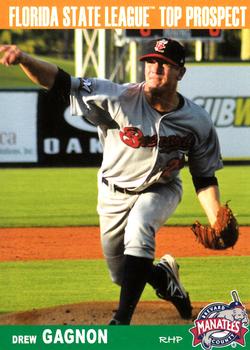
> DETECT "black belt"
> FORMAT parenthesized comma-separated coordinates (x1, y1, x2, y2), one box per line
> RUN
(102, 177, 140, 195)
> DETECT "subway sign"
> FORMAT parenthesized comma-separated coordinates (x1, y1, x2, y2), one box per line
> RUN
(193, 96, 250, 127)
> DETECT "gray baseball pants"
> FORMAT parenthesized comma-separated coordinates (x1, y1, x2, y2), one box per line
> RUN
(97, 175, 182, 285)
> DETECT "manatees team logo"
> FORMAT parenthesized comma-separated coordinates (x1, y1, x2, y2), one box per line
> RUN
(190, 291, 249, 350)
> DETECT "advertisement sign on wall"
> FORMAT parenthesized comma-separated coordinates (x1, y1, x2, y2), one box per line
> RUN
(0, 90, 38, 163)
(179, 64, 250, 159)
(37, 90, 102, 167)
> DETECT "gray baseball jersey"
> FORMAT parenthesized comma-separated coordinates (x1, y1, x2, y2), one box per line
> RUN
(70, 77, 223, 282)
(71, 77, 222, 189)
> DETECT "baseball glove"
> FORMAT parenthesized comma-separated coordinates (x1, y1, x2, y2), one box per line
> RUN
(191, 203, 239, 250)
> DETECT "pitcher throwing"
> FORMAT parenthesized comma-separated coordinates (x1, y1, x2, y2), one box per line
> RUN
(0, 38, 238, 325)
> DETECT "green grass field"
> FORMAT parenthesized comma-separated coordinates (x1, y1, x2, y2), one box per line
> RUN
(0, 56, 75, 88)
(0, 166, 249, 227)
(1, 257, 249, 313)
(0, 166, 249, 313)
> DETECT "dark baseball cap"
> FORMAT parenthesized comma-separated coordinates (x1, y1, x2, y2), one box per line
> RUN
(139, 38, 185, 67)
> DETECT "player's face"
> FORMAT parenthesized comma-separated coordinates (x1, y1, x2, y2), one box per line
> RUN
(144, 58, 184, 91)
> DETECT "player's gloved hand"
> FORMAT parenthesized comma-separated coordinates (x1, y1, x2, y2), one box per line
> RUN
(191, 203, 239, 250)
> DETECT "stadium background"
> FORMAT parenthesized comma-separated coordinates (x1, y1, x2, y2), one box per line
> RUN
(0, 29, 249, 326)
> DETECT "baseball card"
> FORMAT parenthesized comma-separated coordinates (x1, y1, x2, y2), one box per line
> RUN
(0, 1, 250, 349)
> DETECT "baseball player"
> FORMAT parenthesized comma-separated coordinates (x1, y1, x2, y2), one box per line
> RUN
(0, 38, 223, 325)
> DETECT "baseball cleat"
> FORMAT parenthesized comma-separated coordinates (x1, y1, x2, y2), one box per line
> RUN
(155, 254, 192, 319)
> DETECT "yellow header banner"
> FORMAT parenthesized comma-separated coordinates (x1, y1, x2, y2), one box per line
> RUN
(0, 0, 249, 29)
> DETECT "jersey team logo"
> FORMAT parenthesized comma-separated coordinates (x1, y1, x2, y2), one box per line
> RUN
(189, 291, 249, 350)
(119, 126, 144, 148)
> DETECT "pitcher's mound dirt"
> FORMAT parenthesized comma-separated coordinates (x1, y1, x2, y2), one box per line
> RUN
(0, 301, 249, 325)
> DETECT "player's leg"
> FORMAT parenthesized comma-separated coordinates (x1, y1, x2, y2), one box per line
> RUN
(134, 183, 192, 319)
(109, 254, 154, 325)
(97, 176, 139, 286)
(98, 190, 150, 324)
(148, 254, 192, 319)
(98, 177, 149, 324)
(110, 181, 183, 324)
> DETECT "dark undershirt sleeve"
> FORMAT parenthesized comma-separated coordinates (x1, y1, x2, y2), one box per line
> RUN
(192, 176, 218, 193)
(47, 68, 71, 104)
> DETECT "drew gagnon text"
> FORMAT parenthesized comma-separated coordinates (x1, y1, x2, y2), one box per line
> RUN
(12, 328, 108, 345)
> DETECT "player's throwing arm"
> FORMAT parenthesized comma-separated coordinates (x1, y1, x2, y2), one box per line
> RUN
(0, 44, 58, 89)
